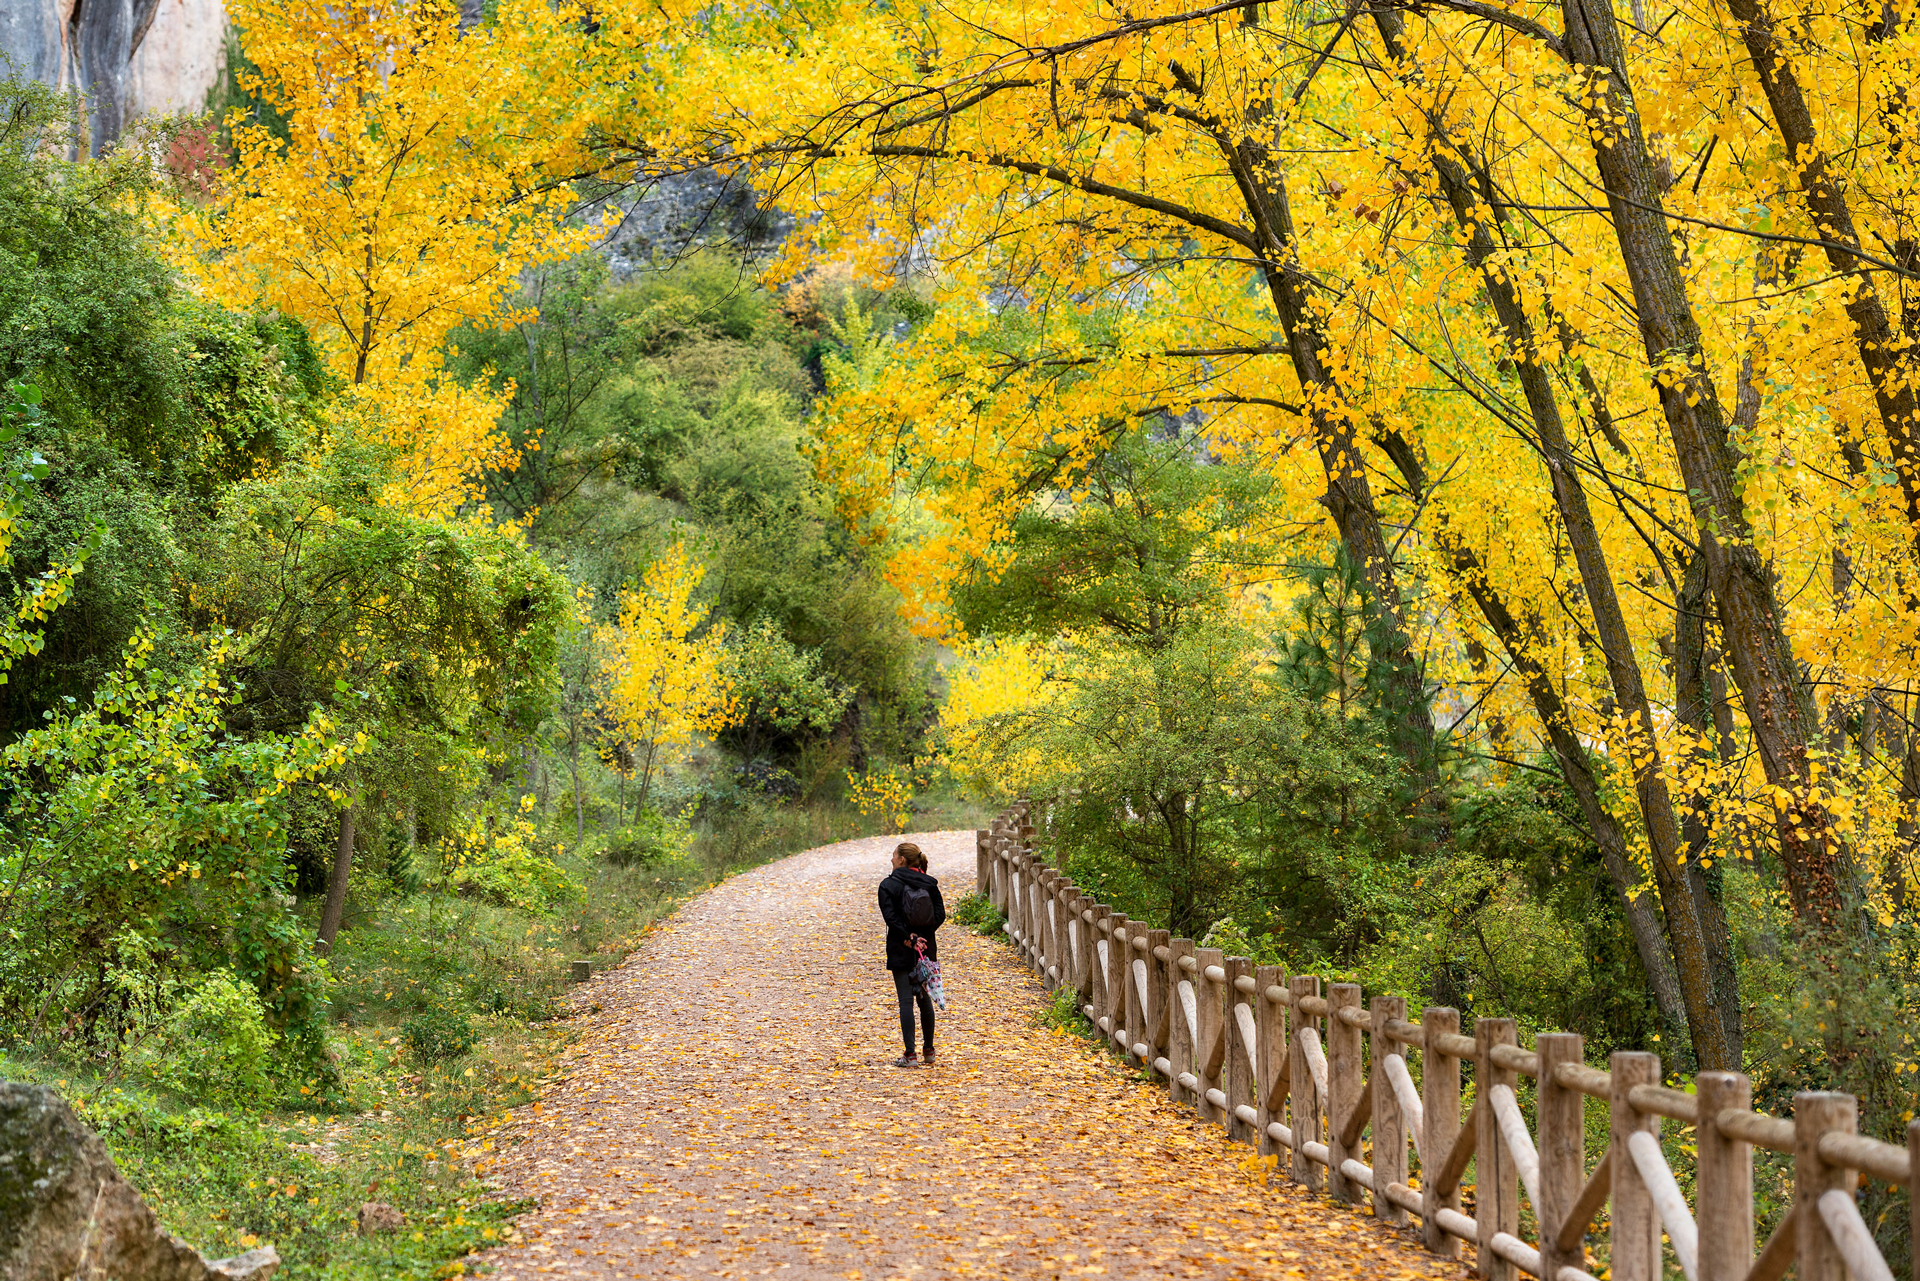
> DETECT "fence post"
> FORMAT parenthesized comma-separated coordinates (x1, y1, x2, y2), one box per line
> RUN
(1038, 869, 1059, 986)
(1794, 1092, 1855, 1281)
(1023, 853, 1040, 967)
(1290, 974, 1323, 1190)
(1086, 904, 1111, 1022)
(1328, 983, 1362, 1203)
(1168, 937, 1196, 1105)
(1104, 915, 1132, 1052)
(1226, 956, 1257, 1145)
(1036, 871, 1052, 983)
(1069, 893, 1092, 1005)
(975, 829, 988, 898)
(1370, 994, 1408, 1224)
(1120, 922, 1145, 1068)
(1036, 856, 1052, 967)
(990, 821, 1006, 910)
(1196, 946, 1226, 1127)
(1061, 883, 1081, 995)
(1008, 847, 1024, 952)
(1145, 928, 1171, 1073)
(1050, 876, 1070, 990)
(1003, 839, 1020, 944)
(1611, 1051, 1661, 1281)
(1695, 1071, 1752, 1281)
(1477, 1017, 1519, 1281)
(1537, 1032, 1585, 1280)
(1422, 1007, 1461, 1257)
(1013, 850, 1034, 966)
(1007, 839, 1021, 920)
(1259, 966, 1290, 1162)
(985, 820, 1003, 909)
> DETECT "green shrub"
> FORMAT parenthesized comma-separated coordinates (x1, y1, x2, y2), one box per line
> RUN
(445, 811, 583, 914)
(1198, 916, 1283, 966)
(951, 891, 1006, 936)
(1036, 985, 1094, 1038)
(400, 1009, 475, 1065)
(605, 810, 685, 867)
(139, 970, 279, 1109)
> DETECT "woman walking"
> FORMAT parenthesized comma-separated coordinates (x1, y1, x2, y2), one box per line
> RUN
(877, 842, 945, 1067)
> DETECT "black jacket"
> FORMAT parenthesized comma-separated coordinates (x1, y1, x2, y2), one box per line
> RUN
(878, 866, 946, 972)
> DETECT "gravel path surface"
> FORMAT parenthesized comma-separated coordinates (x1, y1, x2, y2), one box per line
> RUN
(472, 830, 1469, 1280)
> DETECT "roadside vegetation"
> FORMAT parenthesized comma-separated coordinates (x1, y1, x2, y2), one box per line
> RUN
(0, 66, 985, 1278)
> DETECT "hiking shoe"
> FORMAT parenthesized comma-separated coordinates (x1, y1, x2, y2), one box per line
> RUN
(921, 1050, 936, 1065)
(891, 1054, 919, 1068)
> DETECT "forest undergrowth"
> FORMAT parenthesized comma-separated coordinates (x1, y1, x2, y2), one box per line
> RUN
(0, 789, 985, 1279)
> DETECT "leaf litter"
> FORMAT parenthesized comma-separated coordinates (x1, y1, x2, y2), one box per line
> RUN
(468, 831, 1472, 1280)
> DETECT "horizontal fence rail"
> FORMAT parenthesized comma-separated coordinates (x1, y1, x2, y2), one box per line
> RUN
(975, 807, 1920, 1281)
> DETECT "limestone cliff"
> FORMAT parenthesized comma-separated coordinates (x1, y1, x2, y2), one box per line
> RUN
(0, 0, 225, 152)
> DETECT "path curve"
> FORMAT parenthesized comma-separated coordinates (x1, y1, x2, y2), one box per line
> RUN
(473, 831, 1471, 1280)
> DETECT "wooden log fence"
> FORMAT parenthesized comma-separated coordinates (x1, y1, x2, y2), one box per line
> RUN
(976, 804, 1920, 1281)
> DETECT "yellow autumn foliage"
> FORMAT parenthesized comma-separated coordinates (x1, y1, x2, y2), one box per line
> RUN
(162, 0, 598, 514)
(624, 0, 1920, 946)
(938, 638, 1067, 795)
(598, 544, 735, 804)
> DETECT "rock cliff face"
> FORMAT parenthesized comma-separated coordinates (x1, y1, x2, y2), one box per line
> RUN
(0, 0, 225, 152)
(130, 0, 225, 118)
(590, 169, 793, 278)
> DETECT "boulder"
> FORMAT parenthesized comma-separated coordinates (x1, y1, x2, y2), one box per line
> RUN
(0, 1082, 279, 1281)
(355, 1202, 404, 1235)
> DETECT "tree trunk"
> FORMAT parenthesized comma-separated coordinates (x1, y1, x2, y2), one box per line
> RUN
(1896, 732, 1920, 910)
(1164, 787, 1200, 936)
(1256, 179, 1436, 778)
(569, 721, 585, 844)
(637, 737, 659, 816)
(1562, 0, 1853, 933)
(316, 805, 355, 955)
(1373, 9, 1736, 1065)
(1189, 52, 1439, 790)
(1378, 444, 1692, 1038)
(1673, 555, 1746, 1060)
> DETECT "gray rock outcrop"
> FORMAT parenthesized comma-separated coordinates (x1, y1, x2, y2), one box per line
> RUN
(0, 0, 227, 153)
(0, 1082, 278, 1281)
(129, 0, 226, 121)
(591, 168, 793, 278)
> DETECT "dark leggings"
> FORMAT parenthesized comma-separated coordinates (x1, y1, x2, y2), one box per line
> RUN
(893, 969, 935, 1054)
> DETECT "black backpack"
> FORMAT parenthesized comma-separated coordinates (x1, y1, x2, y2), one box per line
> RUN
(900, 878, 936, 930)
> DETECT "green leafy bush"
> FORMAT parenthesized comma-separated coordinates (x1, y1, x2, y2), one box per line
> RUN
(604, 810, 686, 867)
(443, 807, 582, 913)
(1198, 917, 1283, 967)
(0, 633, 351, 1073)
(139, 970, 280, 1108)
(950, 891, 1006, 936)
(719, 617, 849, 761)
(451, 843, 581, 913)
(1036, 985, 1094, 1038)
(400, 1009, 475, 1065)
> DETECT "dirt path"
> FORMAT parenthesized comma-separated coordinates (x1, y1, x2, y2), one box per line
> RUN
(472, 831, 1470, 1280)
